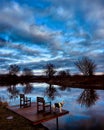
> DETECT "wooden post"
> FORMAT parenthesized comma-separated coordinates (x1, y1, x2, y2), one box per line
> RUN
(56, 117, 59, 130)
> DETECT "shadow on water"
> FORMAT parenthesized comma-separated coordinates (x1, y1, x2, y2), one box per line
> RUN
(58, 84, 99, 108)
(6, 82, 34, 100)
(77, 88, 99, 107)
(58, 84, 71, 91)
(44, 84, 60, 100)
(5, 83, 61, 102)
(7, 85, 19, 99)
(22, 83, 34, 94)
(1, 82, 100, 109)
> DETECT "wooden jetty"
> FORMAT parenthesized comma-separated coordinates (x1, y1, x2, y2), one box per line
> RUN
(7, 102, 69, 130)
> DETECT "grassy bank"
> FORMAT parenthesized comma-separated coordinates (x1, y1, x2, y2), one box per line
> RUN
(47, 75, 104, 90)
(0, 105, 48, 130)
(0, 74, 104, 89)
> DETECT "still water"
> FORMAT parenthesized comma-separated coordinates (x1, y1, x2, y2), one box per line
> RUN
(0, 83, 104, 130)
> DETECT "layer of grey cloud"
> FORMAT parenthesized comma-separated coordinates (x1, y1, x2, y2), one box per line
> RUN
(0, 0, 104, 74)
(0, 1, 63, 49)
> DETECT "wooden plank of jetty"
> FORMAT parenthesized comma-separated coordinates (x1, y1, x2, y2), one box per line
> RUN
(7, 102, 69, 130)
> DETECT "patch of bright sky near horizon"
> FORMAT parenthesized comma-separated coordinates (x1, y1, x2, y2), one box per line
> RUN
(0, 0, 104, 75)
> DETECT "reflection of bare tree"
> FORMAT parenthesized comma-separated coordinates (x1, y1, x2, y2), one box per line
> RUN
(44, 84, 60, 100)
(7, 85, 19, 99)
(23, 83, 33, 94)
(77, 89, 99, 107)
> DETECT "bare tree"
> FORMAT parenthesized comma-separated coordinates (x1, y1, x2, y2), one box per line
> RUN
(9, 64, 20, 75)
(44, 63, 56, 78)
(75, 57, 97, 76)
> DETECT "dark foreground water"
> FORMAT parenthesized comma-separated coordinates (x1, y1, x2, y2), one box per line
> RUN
(0, 83, 104, 130)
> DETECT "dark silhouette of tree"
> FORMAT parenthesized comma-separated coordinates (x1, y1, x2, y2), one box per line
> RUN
(77, 89, 99, 107)
(22, 68, 33, 76)
(9, 64, 20, 75)
(44, 63, 56, 78)
(75, 57, 97, 76)
(44, 84, 60, 100)
(58, 69, 70, 77)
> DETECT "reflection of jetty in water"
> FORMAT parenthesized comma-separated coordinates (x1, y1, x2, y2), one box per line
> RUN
(44, 84, 60, 100)
(77, 89, 99, 107)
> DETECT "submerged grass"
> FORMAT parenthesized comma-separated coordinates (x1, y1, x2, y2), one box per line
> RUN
(0, 105, 48, 130)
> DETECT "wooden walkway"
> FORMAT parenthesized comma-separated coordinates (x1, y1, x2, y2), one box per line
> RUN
(7, 102, 69, 130)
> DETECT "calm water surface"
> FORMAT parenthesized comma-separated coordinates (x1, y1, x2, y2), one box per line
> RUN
(0, 83, 104, 130)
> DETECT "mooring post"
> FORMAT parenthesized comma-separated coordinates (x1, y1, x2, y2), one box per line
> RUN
(56, 117, 59, 130)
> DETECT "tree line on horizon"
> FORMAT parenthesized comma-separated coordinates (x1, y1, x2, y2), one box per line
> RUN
(6, 56, 97, 78)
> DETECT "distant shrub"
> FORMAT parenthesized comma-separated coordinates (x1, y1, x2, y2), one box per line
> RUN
(1, 101, 8, 108)
(9, 64, 20, 75)
(0, 97, 8, 108)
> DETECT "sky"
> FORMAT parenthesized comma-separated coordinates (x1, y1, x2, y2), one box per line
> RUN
(0, 0, 104, 75)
